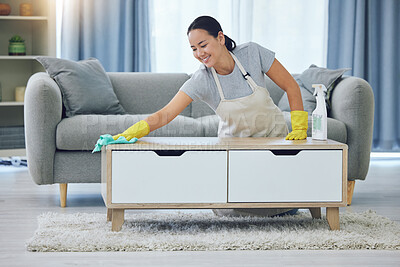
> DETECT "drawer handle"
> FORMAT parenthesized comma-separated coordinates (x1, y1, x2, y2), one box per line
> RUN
(270, 150, 301, 156)
(153, 150, 186, 157)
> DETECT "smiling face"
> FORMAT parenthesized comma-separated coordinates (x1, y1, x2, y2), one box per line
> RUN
(188, 29, 226, 68)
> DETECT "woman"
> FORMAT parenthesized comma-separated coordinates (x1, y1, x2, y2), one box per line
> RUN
(113, 16, 308, 217)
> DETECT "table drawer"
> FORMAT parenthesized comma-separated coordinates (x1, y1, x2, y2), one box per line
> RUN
(111, 150, 227, 203)
(228, 150, 343, 202)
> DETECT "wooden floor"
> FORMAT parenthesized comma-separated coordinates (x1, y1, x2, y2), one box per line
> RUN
(0, 157, 399, 266)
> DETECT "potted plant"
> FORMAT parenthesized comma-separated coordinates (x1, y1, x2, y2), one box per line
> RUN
(8, 35, 26, 56)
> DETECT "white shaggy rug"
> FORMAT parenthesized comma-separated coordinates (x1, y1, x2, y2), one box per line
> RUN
(26, 210, 400, 252)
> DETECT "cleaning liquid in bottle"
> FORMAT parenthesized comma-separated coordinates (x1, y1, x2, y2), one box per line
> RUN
(311, 84, 327, 140)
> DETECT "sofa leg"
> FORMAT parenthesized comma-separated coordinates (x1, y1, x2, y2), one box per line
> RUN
(60, 183, 67, 208)
(347, 180, 355, 206)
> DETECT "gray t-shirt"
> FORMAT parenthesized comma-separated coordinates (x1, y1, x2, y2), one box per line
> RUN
(179, 42, 275, 111)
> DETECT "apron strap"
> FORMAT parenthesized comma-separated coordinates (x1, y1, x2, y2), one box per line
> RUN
(211, 67, 226, 101)
(211, 52, 259, 100)
(230, 52, 259, 90)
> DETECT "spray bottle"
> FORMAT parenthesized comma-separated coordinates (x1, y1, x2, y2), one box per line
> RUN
(311, 84, 327, 140)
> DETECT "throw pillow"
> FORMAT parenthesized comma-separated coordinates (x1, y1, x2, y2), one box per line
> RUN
(277, 65, 350, 113)
(35, 57, 126, 117)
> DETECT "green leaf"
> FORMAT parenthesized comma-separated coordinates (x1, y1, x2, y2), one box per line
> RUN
(9, 35, 25, 42)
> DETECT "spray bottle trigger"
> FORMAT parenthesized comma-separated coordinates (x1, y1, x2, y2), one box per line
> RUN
(312, 84, 327, 96)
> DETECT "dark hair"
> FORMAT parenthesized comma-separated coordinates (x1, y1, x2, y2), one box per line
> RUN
(187, 15, 236, 52)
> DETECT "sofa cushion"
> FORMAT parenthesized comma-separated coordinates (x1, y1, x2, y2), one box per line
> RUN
(108, 72, 191, 117)
(35, 57, 125, 117)
(196, 115, 219, 137)
(56, 114, 204, 150)
(278, 65, 350, 113)
(282, 111, 347, 143)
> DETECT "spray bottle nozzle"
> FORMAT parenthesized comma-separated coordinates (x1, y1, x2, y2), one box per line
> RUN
(312, 84, 327, 96)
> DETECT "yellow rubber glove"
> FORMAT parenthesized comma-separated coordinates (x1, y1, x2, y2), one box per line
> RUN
(285, 110, 308, 140)
(112, 120, 150, 141)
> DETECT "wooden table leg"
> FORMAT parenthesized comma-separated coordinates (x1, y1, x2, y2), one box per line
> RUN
(309, 208, 321, 219)
(326, 207, 340, 230)
(107, 208, 112, 222)
(111, 209, 125, 232)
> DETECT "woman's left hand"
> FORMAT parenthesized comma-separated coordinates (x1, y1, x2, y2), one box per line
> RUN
(286, 110, 308, 140)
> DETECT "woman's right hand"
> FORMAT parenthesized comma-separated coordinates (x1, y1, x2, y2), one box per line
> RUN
(113, 91, 192, 141)
(112, 120, 150, 141)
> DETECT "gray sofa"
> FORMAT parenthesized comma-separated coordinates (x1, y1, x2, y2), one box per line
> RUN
(24, 72, 374, 206)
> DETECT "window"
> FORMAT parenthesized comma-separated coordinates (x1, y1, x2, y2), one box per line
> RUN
(150, 0, 328, 74)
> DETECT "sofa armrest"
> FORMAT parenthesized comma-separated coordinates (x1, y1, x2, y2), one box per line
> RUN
(330, 76, 374, 180)
(24, 72, 63, 185)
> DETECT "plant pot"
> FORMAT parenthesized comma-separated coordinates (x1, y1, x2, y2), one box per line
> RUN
(9, 42, 26, 56)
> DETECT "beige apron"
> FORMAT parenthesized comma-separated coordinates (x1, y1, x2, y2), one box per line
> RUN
(212, 52, 293, 217)
(212, 52, 288, 138)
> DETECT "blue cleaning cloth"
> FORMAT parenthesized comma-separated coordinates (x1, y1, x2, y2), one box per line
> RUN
(92, 134, 138, 153)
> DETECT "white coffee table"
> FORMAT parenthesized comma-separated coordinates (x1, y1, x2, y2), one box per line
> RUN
(101, 137, 347, 231)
